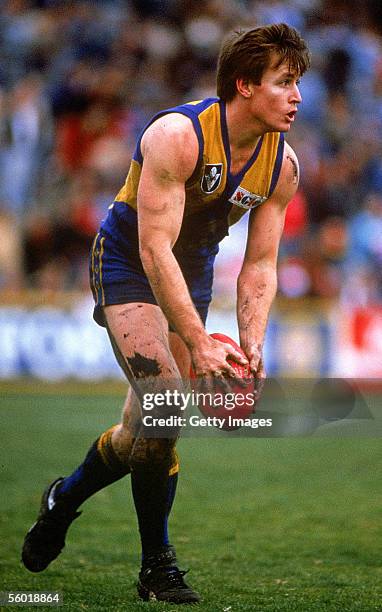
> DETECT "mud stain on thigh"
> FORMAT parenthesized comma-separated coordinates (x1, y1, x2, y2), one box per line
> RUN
(126, 352, 162, 378)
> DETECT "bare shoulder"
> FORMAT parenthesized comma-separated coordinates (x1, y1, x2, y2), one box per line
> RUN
(141, 113, 198, 182)
(271, 141, 299, 206)
(143, 112, 196, 145)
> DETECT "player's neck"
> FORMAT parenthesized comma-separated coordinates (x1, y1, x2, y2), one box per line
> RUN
(225, 98, 266, 148)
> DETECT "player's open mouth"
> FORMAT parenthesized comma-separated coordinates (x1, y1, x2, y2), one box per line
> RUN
(286, 111, 297, 121)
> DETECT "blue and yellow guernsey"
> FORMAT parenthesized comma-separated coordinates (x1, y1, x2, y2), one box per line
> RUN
(101, 97, 284, 254)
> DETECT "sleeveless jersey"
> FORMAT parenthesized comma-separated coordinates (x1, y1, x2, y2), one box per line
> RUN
(101, 97, 284, 253)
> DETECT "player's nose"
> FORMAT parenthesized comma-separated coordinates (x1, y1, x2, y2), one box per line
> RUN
(291, 83, 302, 104)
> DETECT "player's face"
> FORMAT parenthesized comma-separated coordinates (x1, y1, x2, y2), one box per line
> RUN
(249, 56, 302, 132)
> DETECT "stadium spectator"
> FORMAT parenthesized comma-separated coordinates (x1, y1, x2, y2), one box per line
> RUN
(345, 192, 382, 302)
(0, 205, 23, 289)
(0, 74, 52, 216)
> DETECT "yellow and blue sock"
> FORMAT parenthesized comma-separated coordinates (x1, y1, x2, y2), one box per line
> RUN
(57, 426, 130, 510)
(131, 448, 180, 563)
(163, 460, 179, 547)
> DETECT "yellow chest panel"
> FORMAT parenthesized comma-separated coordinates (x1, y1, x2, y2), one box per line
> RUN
(115, 98, 284, 225)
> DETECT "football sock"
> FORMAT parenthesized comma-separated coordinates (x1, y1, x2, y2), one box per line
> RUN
(163, 466, 179, 547)
(56, 425, 131, 510)
(131, 448, 179, 563)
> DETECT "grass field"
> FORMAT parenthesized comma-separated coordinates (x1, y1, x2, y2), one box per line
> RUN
(0, 383, 381, 611)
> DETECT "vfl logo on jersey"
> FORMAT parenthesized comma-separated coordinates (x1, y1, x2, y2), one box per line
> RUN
(229, 186, 267, 210)
(201, 164, 223, 193)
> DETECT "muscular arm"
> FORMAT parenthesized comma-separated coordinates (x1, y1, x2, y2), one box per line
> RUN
(138, 115, 245, 376)
(237, 143, 299, 375)
(138, 114, 204, 346)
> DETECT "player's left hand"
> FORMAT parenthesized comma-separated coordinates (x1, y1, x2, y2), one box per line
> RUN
(243, 343, 263, 375)
(243, 344, 266, 400)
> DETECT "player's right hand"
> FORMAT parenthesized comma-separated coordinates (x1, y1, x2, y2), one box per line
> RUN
(190, 336, 248, 393)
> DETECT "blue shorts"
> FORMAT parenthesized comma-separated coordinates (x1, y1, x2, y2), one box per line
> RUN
(89, 229, 219, 329)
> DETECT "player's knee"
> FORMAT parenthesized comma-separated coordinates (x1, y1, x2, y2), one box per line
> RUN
(110, 424, 135, 463)
(129, 438, 176, 472)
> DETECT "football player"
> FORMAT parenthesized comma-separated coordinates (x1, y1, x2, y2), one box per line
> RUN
(22, 23, 310, 604)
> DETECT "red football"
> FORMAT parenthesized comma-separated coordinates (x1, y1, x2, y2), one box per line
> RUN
(189, 333, 256, 430)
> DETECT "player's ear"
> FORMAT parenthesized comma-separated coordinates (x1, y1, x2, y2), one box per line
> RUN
(236, 77, 254, 99)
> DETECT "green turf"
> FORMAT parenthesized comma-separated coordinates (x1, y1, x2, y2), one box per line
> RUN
(0, 388, 381, 611)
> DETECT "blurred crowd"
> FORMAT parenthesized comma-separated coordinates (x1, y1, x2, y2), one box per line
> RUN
(0, 0, 382, 305)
